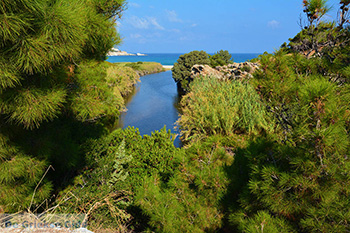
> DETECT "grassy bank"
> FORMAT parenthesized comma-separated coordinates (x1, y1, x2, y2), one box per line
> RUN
(113, 61, 165, 76)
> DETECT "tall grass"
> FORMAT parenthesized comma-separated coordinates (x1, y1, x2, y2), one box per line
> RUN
(178, 77, 271, 142)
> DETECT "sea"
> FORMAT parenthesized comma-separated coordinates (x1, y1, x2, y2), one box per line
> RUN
(107, 53, 261, 66)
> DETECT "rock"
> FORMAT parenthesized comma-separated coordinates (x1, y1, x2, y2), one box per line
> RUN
(189, 62, 260, 83)
(234, 69, 242, 76)
(191, 64, 224, 79)
(216, 61, 260, 80)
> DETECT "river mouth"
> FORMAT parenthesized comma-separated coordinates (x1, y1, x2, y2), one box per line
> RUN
(117, 70, 183, 147)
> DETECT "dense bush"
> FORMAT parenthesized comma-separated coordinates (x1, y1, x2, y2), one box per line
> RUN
(56, 139, 132, 231)
(134, 136, 237, 232)
(56, 127, 180, 231)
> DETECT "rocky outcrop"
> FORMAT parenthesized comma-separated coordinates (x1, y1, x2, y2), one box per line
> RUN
(190, 62, 260, 81)
(218, 62, 260, 80)
(191, 65, 225, 79)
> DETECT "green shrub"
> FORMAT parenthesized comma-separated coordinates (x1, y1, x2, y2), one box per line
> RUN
(56, 127, 180, 231)
(56, 139, 132, 231)
(91, 127, 181, 188)
(209, 50, 233, 67)
(121, 62, 164, 76)
(135, 137, 235, 232)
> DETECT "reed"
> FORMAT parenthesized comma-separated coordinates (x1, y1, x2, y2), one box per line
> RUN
(178, 77, 271, 142)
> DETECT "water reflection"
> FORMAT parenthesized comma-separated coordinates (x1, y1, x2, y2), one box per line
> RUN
(117, 71, 183, 147)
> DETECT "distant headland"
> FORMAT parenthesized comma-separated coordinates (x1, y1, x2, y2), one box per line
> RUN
(107, 48, 146, 56)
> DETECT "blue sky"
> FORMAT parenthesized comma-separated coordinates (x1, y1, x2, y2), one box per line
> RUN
(116, 0, 340, 53)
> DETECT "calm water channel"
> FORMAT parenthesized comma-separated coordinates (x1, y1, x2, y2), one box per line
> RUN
(118, 70, 182, 147)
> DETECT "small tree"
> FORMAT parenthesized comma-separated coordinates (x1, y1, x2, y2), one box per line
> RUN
(172, 51, 210, 93)
(300, 0, 331, 56)
(290, 0, 350, 61)
(209, 50, 234, 67)
(303, 0, 330, 26)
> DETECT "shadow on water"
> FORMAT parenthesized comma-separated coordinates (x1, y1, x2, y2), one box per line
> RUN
(116, 70, 183, 147)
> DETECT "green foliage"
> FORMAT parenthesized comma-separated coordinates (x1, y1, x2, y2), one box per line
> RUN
(288, 0, 350, 67)
(82, 1, 122, 61)
(0, 0, 127, 213)
(178, 77, 271, 143)
(135, 137, 235, 232)
(57, 127, 180, 231)
(172, 51, 210, 92)
(0, 87, 67, 129)
(0, 60, 21, 90)
(287, 22, 336, 54)
(0, 0, 126, 129)
(125, 62, 142, 70)
(118, 61, 164, 76)
(106, 63, 140, 96)
(209, 50, 233, 67)
(241, 65, 252, 73)
(303, 0, 330, 24)
(87, 127, 180, 188)
(231, 210, 295, 233)
(2, 1, 350, 232)
(57, 139, 132, 230)
(70, 61, 129, 122)
(229, 49, 350, 232)
(6, 0, 88, 74)
(92, 0, 126, 19)
(0, 134, 52, 212)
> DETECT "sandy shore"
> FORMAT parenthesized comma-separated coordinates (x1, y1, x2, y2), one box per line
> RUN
(163, 65, 173, 70)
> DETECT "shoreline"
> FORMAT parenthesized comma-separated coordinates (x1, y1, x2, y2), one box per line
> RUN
(162, 65, 173, 70)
